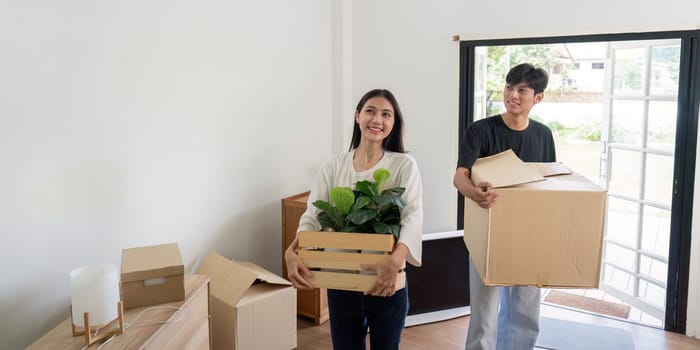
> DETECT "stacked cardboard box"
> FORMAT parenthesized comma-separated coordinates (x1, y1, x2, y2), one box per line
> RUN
(121, 243, 185, 309)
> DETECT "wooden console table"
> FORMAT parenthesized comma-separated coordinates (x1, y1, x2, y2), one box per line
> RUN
(28, 274, 211, 349)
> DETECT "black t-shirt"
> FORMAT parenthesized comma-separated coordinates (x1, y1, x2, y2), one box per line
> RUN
(457, 115, 556, 169)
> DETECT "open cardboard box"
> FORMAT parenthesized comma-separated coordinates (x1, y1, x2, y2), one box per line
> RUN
(121, 243, 185, 309)
(298, 231, 405, 292)
(463, 149, 606, 288)
(195, 252, 296, 350)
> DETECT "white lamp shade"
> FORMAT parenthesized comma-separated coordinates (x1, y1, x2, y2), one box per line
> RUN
(70, 263, 120, 327)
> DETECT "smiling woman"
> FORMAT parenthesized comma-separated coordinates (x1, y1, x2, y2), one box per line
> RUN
(285, 88, 424, 350)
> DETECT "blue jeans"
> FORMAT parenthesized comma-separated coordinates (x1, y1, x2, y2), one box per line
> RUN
(327, 287, 409, 350)
(466, 257, 540, 350)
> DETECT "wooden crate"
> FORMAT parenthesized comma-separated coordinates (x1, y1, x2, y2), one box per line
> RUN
(298, 231, 406, 292)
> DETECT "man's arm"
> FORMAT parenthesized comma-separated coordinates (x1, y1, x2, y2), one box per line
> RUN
(453, 167, 499, 208)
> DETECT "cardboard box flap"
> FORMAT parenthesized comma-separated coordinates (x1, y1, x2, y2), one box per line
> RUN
(121, 243, 184, 282)
(196, 252, 257, 307)
(236, 283, 294, 306)
(526, 162, 572, 177)
(471, 149, 544, 188)
(234, 261, 292, 286)
(512, 173, 605, 192)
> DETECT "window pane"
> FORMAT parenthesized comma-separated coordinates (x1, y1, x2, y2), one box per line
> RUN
(556, 140, 601, 184)
(474, 47, 488, 120)
(605, 243, 637, 271)
(640, 255, 667, 285)
(650, 44, 681, 96)
(644, 154, 674, 204)
(603, 264, 635, 295)
(641, 206, 670, 256)
(639, 280, 666, 309)
(613, 48, 646, 95)
(611, 100, 644, 146)
(609, 148, 641, 197)
(606, 197, 639, 247)
(647, 100, 676, 153)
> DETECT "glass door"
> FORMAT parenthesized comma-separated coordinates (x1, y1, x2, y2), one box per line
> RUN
(598, 39, 681, 322)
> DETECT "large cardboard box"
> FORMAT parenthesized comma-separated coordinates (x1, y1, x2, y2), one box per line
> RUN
(463, 150, 606, 288)
(196, 252, 296, 350)
(298, 231, 406, 292)
(121, 242, 185, 309)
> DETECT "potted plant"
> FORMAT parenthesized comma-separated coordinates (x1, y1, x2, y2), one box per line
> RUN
(298, 168, 407, 292)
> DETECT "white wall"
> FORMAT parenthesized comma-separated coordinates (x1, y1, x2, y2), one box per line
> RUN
(0, 1, 332, 348)
(350, 0, 700, 337)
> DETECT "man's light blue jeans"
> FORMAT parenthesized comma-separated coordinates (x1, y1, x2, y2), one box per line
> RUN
(466, 257, 540, 350)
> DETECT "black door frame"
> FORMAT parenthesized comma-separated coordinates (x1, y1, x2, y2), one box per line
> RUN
(457, 30, 700, 333)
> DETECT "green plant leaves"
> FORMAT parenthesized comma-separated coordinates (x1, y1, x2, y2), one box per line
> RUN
(389, 224, 400, 239)
(373, 168, 391, 192)
(317, 211, 339, 230)
(330, 187, 355, 215)
(355, 180, 377, 197)
(313, 200, 343, 229)
(351, 196, 371, 211)
(347, 209, 377, 225)
(312, 199, 334, 213)
(314, 168, 406, 238)
(391, 196, 406, 209)
(372, 222, 392, 235)
(382, 187, 405, 196)
(374, 194, 394, 206)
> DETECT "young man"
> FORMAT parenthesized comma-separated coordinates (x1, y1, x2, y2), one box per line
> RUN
(453, 63, 555, 350)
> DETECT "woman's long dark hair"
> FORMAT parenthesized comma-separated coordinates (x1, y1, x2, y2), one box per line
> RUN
(348, 89, 405, 153)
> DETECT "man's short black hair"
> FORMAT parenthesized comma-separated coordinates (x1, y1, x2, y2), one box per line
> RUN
(506, 63, 549, 94)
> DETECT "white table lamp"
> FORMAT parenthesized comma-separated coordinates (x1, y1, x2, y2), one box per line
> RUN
(69, 263, 124, 346)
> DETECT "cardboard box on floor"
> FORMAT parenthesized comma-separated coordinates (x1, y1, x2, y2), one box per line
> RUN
(121, 242, 185, 309)
(463, 150, 606, 288)
(196, 252, 296, 350)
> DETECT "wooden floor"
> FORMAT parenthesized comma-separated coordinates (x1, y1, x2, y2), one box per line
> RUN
(296, 304, 700, 350)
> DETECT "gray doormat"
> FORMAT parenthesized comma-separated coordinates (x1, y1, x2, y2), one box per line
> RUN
(536, 317, 635, 350)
